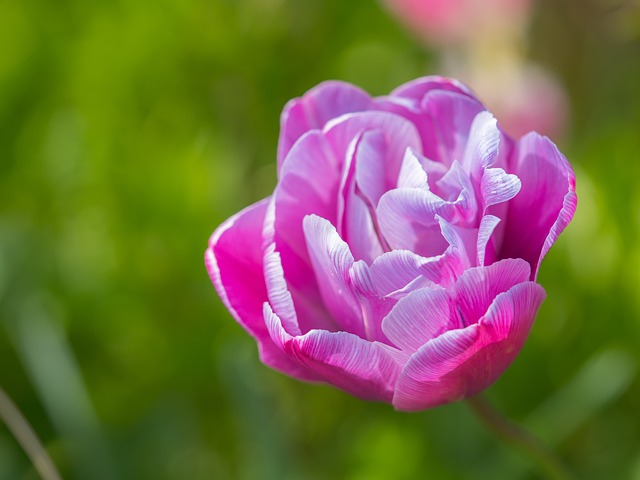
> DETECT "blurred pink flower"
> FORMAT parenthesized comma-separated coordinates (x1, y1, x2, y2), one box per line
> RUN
(383, 0, 533, 46)
(464, 64, 569, 140)
(205, 77, 576, 411)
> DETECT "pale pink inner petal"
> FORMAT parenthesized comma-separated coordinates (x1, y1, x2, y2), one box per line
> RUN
(278, 81, 372, 170)
(368, 249, 462, 297)
(419, 90, 486, 167)
(476, 215, 501, 266)
(303, 215, 365, 338)
(377, 187, 448, 254)
(382, 287, 453, 352)
(267, 131, 345, 333)
(397, 148, 430, 189)
(337, 132, 386, 263)
(323, 111, 423, 189)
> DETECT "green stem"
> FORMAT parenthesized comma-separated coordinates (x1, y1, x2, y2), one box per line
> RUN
(467, 395, 573, 480)
(0, 386, 62, 480)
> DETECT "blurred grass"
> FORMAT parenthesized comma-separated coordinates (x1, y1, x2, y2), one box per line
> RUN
(0, 0, 639, 479)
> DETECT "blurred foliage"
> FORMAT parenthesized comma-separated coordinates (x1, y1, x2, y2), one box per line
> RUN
(0, 0, 639, 479)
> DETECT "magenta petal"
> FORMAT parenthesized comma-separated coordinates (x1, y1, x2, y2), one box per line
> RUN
(500, 133, 577, 278)
(267, 132, 345, 333)
(262, 303, 323, 382)
(274, 130, 342, 262)
(277, 81, 372, 171)
(206, 199, 311, 377)
(294, 329, 402, 402)
(454, 258, 531, 327)
(436, 215, 477, 268)
(265, 301, 401, 401)
(382, 287, 452, 352)
(392, 281, 545, 411)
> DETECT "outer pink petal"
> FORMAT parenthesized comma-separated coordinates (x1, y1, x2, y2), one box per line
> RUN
(264, 303, 402, 402)
(296, 330, 402, 402)
(454, 258, 531, 327)
(500, 133, 577, 278)
(205, 199, 315, 378)
(393, 281, 545, 411)
(277, 81, 372, 171)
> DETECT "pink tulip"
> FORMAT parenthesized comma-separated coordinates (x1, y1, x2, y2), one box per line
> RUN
(205, 77, 576, 411)
(383, 0, 533, 46)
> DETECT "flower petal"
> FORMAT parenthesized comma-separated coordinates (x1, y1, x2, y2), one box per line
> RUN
(262, 303, 323, 381)
(324, 111, 423, 192)
(303, 215, 365, 338)
(461, 111, 501, 174)
(481, 167, 521, 210)
(453, 258, 531, 327)
(420, 90, 487, 168)
(500, 133, 577, 278)
(277, 81, 372, 171)
(382, 287, 452, 352)
(369, 249, 462, 296)
(476, 215, 501, 266)
(206, 199, 313, 377)
(267, 131, 345, 333)
(337, 131, 386, 262)
(387, 76, 477, 105)
(294, 329, 402, 402)
(397, 148, 430, 189)
(377, 188, 452, 256)
(392, 281, 545, 411)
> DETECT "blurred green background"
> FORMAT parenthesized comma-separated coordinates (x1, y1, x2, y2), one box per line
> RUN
(1, 0, 639, 479)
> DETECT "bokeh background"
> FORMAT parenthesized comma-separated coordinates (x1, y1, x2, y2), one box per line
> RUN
(1, 0, 640, 478)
